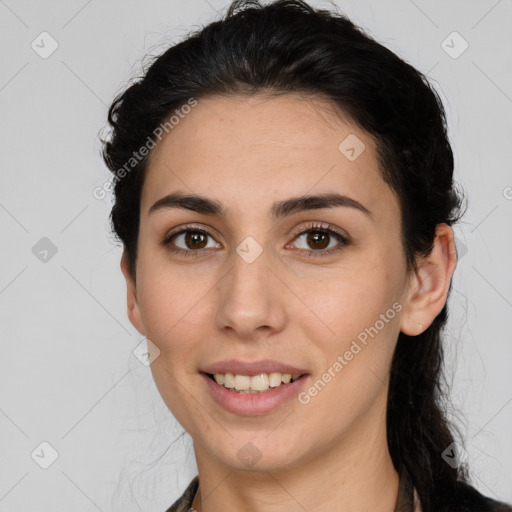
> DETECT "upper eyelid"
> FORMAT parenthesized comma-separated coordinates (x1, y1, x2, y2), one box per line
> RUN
(290, 222, 348, 240)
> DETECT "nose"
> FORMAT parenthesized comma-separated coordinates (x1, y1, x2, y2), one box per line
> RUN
(215, 246, 287, 341)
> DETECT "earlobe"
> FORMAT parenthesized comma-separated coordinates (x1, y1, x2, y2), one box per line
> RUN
(120, 251, 146, 336)
(399, 223, 458, 336)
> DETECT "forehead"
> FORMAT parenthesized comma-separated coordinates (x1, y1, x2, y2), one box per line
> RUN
(141, 93, 398, 222)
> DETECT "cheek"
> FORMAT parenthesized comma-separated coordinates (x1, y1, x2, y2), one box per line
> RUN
(138, 271, 208, 426)
(304, 260, 403, 347)
(300, 257, 404, 412)
(135, 262, 219, 400)
(136, 258, 211, 346)
(301, 275, 400, 431)
(148, 358, 207, 440)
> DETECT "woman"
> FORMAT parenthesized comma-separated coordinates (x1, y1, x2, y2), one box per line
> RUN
(101, 1, 511, 511)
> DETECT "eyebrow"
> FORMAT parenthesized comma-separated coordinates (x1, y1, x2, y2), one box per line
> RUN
(148, 191, 372, 220)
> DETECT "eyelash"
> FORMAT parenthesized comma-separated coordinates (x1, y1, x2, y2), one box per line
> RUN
(162, 221, 350, 258)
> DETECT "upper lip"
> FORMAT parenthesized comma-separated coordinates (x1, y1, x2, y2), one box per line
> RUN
(202, 359, 309, 377)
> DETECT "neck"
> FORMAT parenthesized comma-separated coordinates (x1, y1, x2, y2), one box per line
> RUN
(191, 401, 399, 512)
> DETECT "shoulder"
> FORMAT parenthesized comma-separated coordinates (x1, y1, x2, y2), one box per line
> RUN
(435, 479, 512, 512)
(163, 474, 512, 512)
(163, 476, 199, 512)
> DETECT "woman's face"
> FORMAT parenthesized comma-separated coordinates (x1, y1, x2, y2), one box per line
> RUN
(124, 93, 414, 472)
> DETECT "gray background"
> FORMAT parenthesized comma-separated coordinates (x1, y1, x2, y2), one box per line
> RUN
(1, 0, 511, 510)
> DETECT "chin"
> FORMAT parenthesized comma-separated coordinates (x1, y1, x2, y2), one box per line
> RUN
(203, 433, 305, 473)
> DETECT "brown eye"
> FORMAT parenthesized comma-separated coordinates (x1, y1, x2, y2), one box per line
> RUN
(184, 231, 208, 249)
(165, 227, 221, 254)
(306, 231, 330, 250)
(289, 224, 349, 257)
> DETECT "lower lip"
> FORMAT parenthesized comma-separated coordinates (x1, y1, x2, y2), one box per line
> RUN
(201, 373, 309, 416)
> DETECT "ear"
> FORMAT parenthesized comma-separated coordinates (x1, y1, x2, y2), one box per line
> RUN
(399, 223, 458, 336)
(120, 251, 146, 336)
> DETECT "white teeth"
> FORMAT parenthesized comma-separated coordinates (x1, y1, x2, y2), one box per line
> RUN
(222, 372, 235, 388)
(212, 372, 302, 392)
(268, 372, 282, 387)
(250, 373, 269, 391)
(234, 374, 251, 391)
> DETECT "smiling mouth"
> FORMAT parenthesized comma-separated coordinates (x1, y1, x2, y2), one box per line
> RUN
(205, 372, 307, 393)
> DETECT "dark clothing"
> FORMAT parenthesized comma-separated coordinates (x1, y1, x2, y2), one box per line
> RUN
(164, 465, 511, 512)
